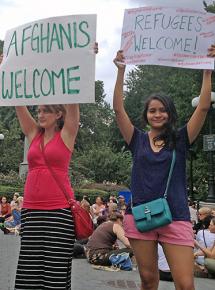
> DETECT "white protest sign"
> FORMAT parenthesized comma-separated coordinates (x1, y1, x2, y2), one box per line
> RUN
(0, 14, 97, 106)
(121, 6, 215, 69)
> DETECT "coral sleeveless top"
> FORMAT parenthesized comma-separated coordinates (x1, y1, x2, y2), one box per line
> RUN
(23, 131, 74, 210)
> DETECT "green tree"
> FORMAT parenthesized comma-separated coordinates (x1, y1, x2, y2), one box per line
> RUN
(72, 144, 131, 186)
(0, 119, 23, 173)
(0, 40, 3, 53)
(76, 80, 113, 150)
(203, 1, 215, 12)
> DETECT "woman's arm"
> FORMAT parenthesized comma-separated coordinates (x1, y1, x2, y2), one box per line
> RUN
(0, 54, 38, 142)
(61, 104, 80, 151)
(187, 45, 215, 144)
(195, 240, 215, 259)
(113, 50, 134, 144)
(113, 223, 131, 248)
(15, 107, 39, 143)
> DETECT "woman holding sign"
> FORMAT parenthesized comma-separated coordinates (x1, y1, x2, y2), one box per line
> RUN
(113, 46, 215, 290)
(14, 104, 78, 290)
(0, 44, 98, 290)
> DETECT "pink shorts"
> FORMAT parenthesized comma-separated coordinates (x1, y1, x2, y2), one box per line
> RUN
(123, 214, 194, 247)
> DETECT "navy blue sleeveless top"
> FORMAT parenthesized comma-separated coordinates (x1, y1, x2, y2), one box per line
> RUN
(126, 126, 191, 221)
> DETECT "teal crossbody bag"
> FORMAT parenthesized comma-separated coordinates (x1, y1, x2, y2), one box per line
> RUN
(132, 150, 176, 232)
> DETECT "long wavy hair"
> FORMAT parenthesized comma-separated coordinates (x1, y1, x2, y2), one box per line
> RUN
(142, 94, 178, 149)
(38, 105, 66, 131)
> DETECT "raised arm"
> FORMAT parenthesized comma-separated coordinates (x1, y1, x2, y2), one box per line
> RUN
(187, 70, 212, 144)
(15, 107, 39, 144)
(61, 104, 80, 151)
(113, 50, 134, 144)
(187, 45, 215, 144)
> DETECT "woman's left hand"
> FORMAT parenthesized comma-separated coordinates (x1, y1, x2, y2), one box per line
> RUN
(207, 44, 215, 57)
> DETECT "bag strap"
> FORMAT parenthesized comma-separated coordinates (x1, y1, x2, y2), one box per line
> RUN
(163, 149, 176, 199)
(40, 135, 74, 206)
(203, 229, 208, 248)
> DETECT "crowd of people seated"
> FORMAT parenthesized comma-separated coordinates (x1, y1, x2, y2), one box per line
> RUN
(1, 191, 215, 279)
(193, 207, 215, 278)
(0, 193, 23, 235)
(79, 195, 215, 278)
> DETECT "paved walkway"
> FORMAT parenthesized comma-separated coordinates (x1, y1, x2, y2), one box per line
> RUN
(0, 230, 214, 290)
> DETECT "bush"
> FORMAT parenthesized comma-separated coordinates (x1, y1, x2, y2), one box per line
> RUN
(80, 182, 129, 196)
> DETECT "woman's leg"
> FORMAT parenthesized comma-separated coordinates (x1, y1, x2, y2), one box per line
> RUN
(129, 239, 159, 290)
(162, 243, 195, 290)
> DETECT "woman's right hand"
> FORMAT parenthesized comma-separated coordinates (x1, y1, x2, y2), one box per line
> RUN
(113, 50, 126, 70)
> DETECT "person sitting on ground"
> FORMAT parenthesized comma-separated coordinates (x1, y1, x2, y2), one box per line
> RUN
(4, 196, 23, 234)
(85, 212, 132, 266)
(194, 215, 215, 266)
(0, 196, 12, 223)
(158, 243, 173, 282)
(102, 201, 118, 219)
(91, 196, 106, 225)
(193, 207, 212, 234)
(108, 195, 118, 205)
(10, 192, 20, 207)
(194, 217, 215, 277)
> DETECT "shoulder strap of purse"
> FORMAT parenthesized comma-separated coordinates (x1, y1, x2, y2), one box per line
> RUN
(40, 135, 73, 205)
(163, 149, 176, 199)
(203, 229, 208, 248)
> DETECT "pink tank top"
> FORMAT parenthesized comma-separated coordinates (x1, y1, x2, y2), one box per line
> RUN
(23, 131, 74, 210)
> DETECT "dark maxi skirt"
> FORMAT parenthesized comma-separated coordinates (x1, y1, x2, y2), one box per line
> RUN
(15, 208, 75, 290)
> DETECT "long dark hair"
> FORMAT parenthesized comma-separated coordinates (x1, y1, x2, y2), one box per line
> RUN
(142, 94, 178, 149)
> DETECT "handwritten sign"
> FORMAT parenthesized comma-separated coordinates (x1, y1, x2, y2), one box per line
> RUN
(0, 15, 97, 106)
(121, 7, 215, 69)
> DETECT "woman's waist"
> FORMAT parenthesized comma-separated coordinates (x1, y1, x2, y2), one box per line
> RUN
(28, 166, 69, 173)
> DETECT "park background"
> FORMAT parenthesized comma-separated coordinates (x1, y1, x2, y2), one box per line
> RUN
(0, 1, 215, 204)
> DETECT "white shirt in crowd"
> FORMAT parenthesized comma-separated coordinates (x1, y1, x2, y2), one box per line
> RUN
(158, 244, 170, 272)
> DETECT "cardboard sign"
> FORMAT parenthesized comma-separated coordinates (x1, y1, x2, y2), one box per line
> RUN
(121, 6, 215, 69)
(0, 14, 97, 106)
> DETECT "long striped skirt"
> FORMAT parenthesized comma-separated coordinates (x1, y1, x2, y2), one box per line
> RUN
(15, 208, 75, 290)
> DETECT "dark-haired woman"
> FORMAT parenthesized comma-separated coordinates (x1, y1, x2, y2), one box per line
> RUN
(113, 46, 215, 290)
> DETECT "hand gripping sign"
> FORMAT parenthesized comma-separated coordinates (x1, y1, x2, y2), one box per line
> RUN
(121, 6, 215, 69)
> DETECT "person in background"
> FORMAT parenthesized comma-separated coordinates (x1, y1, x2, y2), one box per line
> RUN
(0, 196, 11, 223)
(10, 192, 20, 207)
(109, 195, 118, 204)
(188, 199, 198, 226)
(158, 244, 173, 281)
(113, 45, 215, 290)
(0, 196, 12, 234)
(92, 196, 106, 225)
(4, 196, 23, 234)
(85, 212, 132, 266)
(194, 217, 215, 277)
(194, 215, 215, 266)
(193, 207, 212, 234)
(117, 195, 127, 215)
